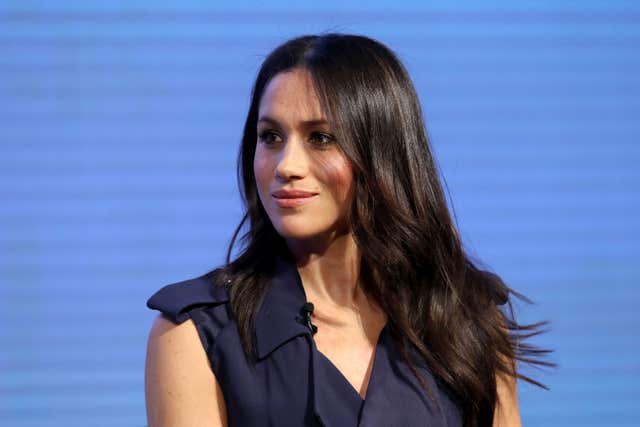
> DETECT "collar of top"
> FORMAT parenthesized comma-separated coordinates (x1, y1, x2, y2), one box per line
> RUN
(254, 254, 313, 359)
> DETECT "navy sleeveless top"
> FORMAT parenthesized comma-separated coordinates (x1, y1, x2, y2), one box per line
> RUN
(147, 256, 463, 426)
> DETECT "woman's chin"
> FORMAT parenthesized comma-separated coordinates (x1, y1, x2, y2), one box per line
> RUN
(271, 216, 348, 243)
(272, 220, 329, 240)
(274, 226, 319, 241)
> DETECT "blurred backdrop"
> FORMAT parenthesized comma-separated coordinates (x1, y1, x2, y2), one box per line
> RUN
(1, 1, 638, 426)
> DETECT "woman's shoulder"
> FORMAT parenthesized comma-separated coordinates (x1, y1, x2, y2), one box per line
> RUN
(147, 269, 231, 321)
(145, 298, 229, 425)
(146, 269, 233, 355)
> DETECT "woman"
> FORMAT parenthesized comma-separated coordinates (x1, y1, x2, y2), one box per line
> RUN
(145, 33, 552, 427)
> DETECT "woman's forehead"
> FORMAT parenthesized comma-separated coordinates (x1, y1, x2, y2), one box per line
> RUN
(257, 69, 327, 126)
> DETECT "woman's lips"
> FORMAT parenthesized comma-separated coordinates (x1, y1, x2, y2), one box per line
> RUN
(271, 190, 319, 208)
(272, 194, 318, 208)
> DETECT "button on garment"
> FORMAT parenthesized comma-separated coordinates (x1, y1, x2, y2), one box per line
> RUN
(146, 256, 463, 427)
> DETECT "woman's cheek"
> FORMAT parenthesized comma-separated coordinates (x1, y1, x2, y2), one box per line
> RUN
(321, 153, 353, 204)
(253, 155, 271, 194)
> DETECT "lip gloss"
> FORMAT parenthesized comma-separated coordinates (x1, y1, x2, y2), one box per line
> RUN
(273, 194, 318, 208)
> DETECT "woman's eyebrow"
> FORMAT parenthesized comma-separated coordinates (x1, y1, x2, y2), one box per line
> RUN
(257, 115, 328, 127)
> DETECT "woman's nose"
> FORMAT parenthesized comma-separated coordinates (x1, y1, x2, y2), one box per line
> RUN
(275, 137, 308, 181)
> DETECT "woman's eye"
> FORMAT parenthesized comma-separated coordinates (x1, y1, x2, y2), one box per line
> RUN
(258, 130, 335, 147)
(310, 132, 335, 146)
(258, 130, 281, 145)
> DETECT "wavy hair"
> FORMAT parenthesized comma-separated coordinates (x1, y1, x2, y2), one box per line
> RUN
(215, 33, 554, 427)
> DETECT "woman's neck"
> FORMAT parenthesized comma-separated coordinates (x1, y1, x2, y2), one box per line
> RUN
(286, 231, 386, 330)
(287, 231, 362, 311)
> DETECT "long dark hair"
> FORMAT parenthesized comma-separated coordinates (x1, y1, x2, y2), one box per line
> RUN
(215, 33, 554, 427)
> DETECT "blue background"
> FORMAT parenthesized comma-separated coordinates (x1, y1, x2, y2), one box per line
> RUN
(1, 1, 638, 426)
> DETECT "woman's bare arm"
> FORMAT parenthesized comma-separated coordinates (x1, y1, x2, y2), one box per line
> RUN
(145, 313, 228, 427)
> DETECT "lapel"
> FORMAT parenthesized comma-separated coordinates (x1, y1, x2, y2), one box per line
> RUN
(251, 254, 454, 426)
(253, 254, 362, 427)
(254, 254, 311, 359)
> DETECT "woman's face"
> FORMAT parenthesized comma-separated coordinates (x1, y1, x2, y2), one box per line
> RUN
(254, 68, 354, 242)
